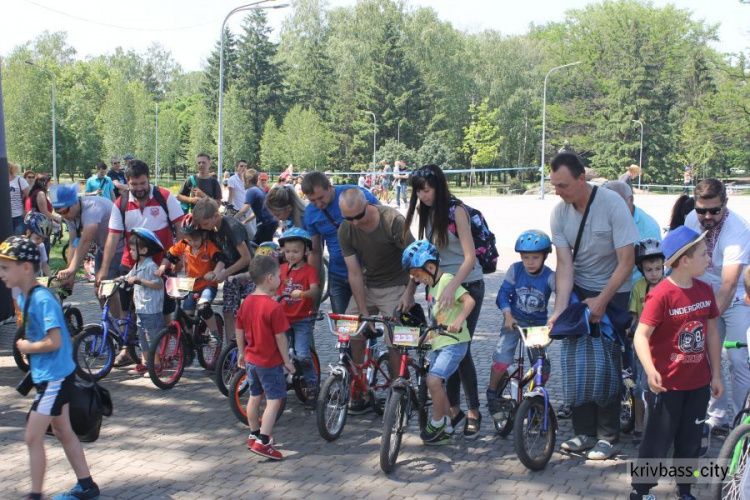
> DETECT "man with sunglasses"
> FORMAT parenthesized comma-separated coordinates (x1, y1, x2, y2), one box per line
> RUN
(338, 188, 415, 412)
(685, 178, 750, 433)
(301, 172, 378, 315)
(107, 156, 128, 198)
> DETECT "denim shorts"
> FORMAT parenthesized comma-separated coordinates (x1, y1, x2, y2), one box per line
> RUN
(136, 312, 164, 356)
(428, 342, 469, 382)
(183, 286, 217, 312)
(223, 279, 254, 314)
(493, 327, 550, 375)
(246, 362, 287, 400)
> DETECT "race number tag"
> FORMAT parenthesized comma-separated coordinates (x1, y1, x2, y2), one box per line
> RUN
(525, 326, 551, 348)
(175, 277, 196, 291)
(98, 281, 116, 298)
(36, 277, 50, 288)
(335, 320, 358, 340)
(393, 326, 419, 347)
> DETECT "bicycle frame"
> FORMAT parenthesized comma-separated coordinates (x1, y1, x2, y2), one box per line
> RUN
(517, 326, 553, 432)
(91, 280, 136, 355)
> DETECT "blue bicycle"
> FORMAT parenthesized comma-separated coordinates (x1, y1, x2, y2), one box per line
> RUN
(73, 279, 139, 382)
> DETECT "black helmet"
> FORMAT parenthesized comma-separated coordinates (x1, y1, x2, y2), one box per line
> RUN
(635, 238, 664, 272)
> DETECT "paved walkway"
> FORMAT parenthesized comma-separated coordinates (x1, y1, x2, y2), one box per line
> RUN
(2, 193, 744, 499)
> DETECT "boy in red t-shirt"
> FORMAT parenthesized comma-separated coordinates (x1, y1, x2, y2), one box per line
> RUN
(630, 226, 724, 500)
(277, 228, 320, 410)
(236, 256, 295, 460)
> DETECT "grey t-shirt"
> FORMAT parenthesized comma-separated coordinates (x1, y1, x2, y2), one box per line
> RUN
(426, 209, 483, 284)
(550, 185, 638, 293)
(126, 258, 164, 315)
(66, 196, 124, 254)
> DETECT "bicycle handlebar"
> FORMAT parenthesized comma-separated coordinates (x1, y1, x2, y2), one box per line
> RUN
(724, 341, 748, 350)
(312, 311, 392, 339)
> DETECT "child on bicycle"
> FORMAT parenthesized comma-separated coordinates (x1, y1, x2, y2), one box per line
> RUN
(630, 226, 723, 500)
(1, 236, 100, 500)
(277, 228, 320, 410)
(122, 228, 165, 376)
(158, 215, 226, 340)
(486, 230, 554, 420)
(627, 238, 665, 443)
(25, 212, 52, 277)
(235, 255, 295, 460)
(402, 240, 474, 445)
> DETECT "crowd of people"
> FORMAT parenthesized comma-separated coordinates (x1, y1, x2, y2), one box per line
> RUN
(3, 150, 750, 499)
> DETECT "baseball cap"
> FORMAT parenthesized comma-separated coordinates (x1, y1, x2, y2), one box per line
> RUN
(663, 226, 707, 267)
(50, 184, 79, 209)
(123, 154, 135, 160)
(259, 173, 269, 181)
(0, 236, 41, 263)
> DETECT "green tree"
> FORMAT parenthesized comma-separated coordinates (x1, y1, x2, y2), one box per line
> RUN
(375, 139, 417, 169)
(416, 134, 453, 170)
(260, 116, 284, 171)
(222, 86, 257, 168)
(461, 98, 502, 167)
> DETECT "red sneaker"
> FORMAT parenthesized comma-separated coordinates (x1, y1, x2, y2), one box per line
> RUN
(129, 363, 148, 374)
(251, 440, 283, 460)
(247, 434, 274, 448)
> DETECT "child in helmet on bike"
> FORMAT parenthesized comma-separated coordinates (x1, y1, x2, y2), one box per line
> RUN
(277, 228, 320, 410)
(627, 238, 665, 442)
(158, 215, 227, 340)
(487, 230, 555, 421)
(403, 240, 474, 445)
(122, 228, 165, 375)
(25, 212, 52, 277)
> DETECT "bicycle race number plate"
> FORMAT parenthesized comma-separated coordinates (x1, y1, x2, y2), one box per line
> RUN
(166, 277, 196, 299)
(99, 281, 116, 298)
(525, 326, 551, 348)
(393, 326, 419, 347)
(335, 320, 358, 341)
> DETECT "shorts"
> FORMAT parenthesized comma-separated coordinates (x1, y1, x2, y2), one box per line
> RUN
(183, 286, 217, 312)
(492, 326, 551, 375)
(428, 342, 469, 382)
(119, 264, 176, 316)
(223, 279, 255, 314)
(95, 249, 122, 279)
(246, 362, 287, 400)
(30, 372, 75, 417)
(345, 284, 406, 347)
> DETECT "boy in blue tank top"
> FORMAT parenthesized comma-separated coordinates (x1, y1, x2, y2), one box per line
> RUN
(486, 230, 555, 419)
(0, 236, 100, 500)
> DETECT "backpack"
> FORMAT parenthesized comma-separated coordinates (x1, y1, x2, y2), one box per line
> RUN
(180, 175, 196, 213)
(447, 200, 499, 274)
(119, 185, 178, 240)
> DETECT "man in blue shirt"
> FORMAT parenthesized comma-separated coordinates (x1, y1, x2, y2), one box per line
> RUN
(85, 162, 116, 201)
(301, 172, 378, 313)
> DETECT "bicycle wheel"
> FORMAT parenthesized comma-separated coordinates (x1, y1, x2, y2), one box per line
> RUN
(12, 325, 30, 372)
(229, 369, 286, 426)
(620, 385, 636, 434)
(316, 373, 349, 441)
(64, 307, 84, 335)
(292, 349, 321, 403)
(492, 374, 516, 437)
(371, 352, 391, 416)
(514, 395, 556, 471)
(195, 314, 224, 371)
(712, 423, 750, 500)
(148, 325, 185, 390)
(214, 340, 239, 397)
(380, 388, 408, 473)
(73, 325, 115, 381)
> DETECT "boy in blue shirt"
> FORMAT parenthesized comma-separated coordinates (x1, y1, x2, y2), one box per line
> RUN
(487, 230, 555, 419)
(0, 236, 100, 500)
(84, 163, 115, 201)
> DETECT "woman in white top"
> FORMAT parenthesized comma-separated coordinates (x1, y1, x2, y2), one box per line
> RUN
(9, 163, 30, 235)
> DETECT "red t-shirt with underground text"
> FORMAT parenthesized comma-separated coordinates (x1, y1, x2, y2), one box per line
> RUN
(236, 294, 290, 368)
(277, 262, 319, 322)
(639, 278, 720, 391)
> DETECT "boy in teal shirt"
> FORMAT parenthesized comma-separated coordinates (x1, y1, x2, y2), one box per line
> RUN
(402, 240, 475, 445)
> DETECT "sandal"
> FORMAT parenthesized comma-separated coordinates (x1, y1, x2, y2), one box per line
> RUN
(113, 354, 134, 368)
(464, 413, 482, 440)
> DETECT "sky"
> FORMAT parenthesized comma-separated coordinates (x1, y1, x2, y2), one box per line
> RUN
(1, 0, 748, 72)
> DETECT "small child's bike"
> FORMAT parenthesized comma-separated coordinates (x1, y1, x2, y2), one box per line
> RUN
(712, 341, 750, 500)
(214, 339, 240, 397)
(147, 277, 225, 389)
(313, 311, 391, 441)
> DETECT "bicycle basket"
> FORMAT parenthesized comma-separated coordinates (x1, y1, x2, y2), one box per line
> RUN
(98, 280, 117, 299)
(393, 326, 420, 347)
(524, 326, 552, 348)
(165, 277, 196, 299)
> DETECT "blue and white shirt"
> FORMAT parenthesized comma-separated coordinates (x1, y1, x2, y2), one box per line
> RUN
(496, 261, 555, 326)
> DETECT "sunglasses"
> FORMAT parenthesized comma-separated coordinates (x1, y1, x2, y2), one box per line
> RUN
(112, 162, 120, 165)
(695, 205, 723, 216)
(412, 168, 435, 179)
(343, 206, 367, 222)
(56, 206, 71, 216)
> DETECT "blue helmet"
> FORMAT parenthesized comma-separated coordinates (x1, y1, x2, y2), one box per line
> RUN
(515, 230, 552, 254)
(278, 227, 312, 249)
(130, 228, 164, 256)
(50, 184, 79, 209)
(402, 240, 440, 270)
(24, 212, 53, 239)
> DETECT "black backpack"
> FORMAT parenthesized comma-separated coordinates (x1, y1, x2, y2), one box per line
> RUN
(447, 200, 499, 274)
(118, 185, 178, 239)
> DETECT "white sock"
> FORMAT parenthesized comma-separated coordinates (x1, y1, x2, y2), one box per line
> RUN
(431, 416, 447, 427)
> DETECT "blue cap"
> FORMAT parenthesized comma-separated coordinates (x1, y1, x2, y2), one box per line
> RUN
(663, 226, 707, 267)
(123, 154, 134, 160)
(50, 184, 79, 209)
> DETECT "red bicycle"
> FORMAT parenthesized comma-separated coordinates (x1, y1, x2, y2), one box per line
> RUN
(313, 311, 391, 441)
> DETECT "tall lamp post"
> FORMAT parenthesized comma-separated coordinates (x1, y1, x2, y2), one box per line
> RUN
(632, 119, 643, 190)
(539, 61, 581, 199)
(155, 103, 159, 185)
(363, 111, 376, 173)
(217, 0, 288, 180)
(25, 61, 57, 182)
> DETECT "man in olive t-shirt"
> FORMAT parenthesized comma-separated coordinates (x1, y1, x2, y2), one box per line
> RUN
(177, 152, 222, 212)
(338, 187, 415, 394)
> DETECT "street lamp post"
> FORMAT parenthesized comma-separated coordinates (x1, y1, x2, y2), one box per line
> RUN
(25, 61, 57, 182)
(155, 103, 159, 185)
(217, 1, 288, 180)
(364, 111, 376, 173)
(539, 61, 581, 199)
(632, 119, 643, 190)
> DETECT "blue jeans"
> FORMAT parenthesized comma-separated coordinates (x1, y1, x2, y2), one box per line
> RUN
(12, 215, 25, 236)
(395, 184, 407, 207)
(287, 319, 317, 387)
(183, 286, 217, 312)
(136, 312, 164, 360)
(328, 271, 352, 315)
(429, 342, 469, 382)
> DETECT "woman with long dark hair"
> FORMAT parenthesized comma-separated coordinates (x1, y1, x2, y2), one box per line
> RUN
(667, 194, 695, 233)
(25, 173, 62, 254)
(402, 164, 485, 439)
